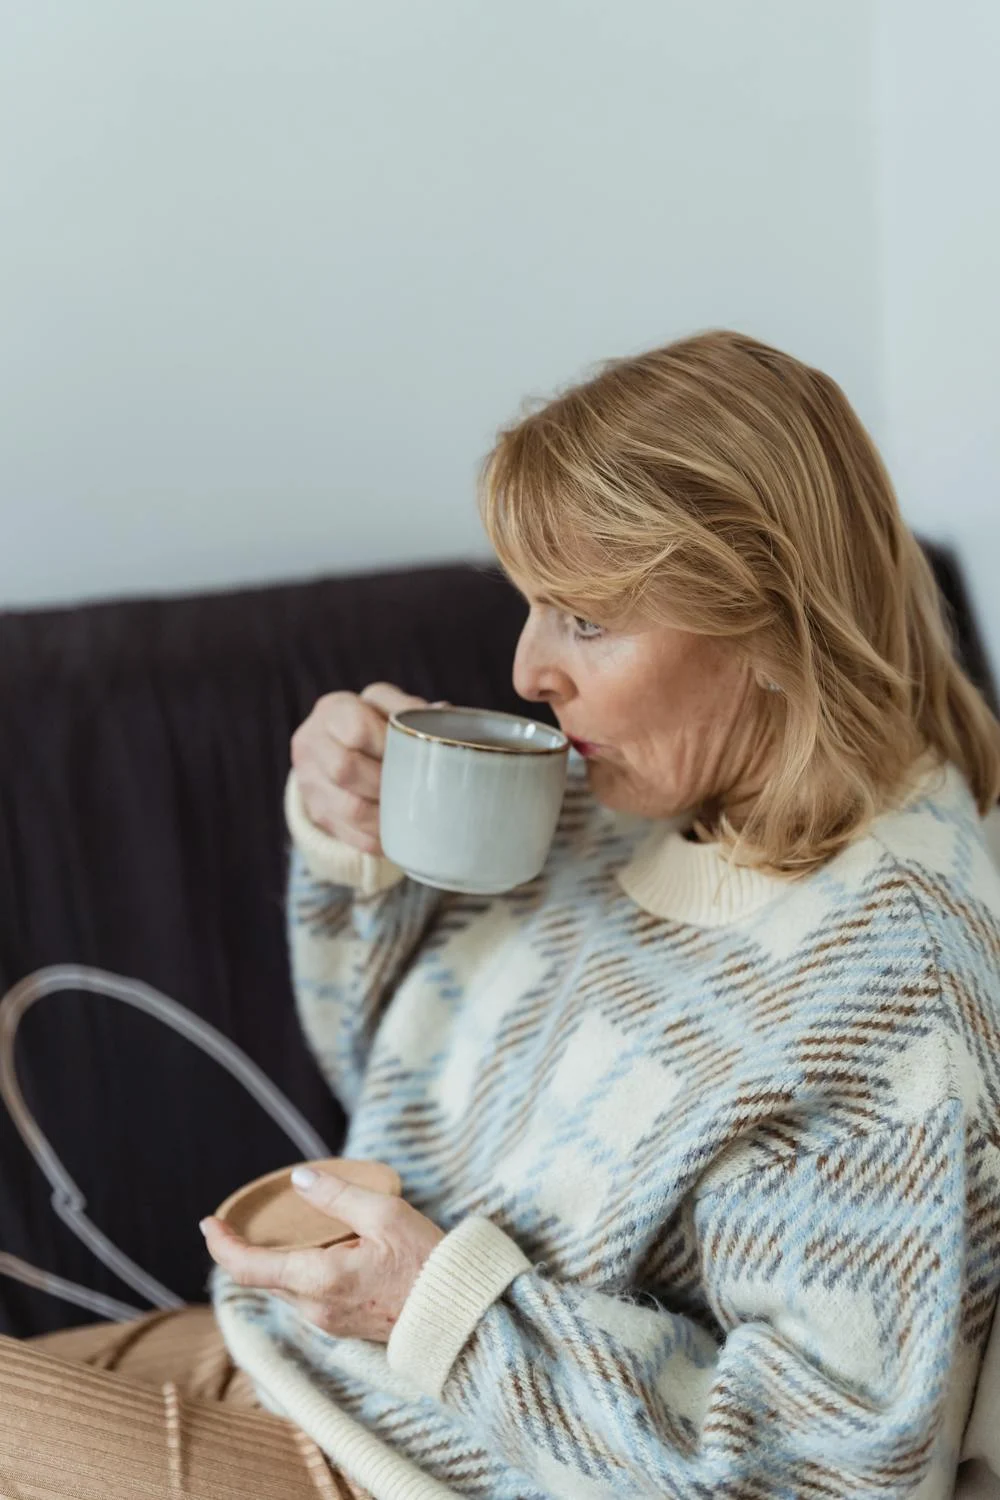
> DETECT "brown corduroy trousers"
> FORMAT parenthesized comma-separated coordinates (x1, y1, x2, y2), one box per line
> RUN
(0, 1304, 372, 1499)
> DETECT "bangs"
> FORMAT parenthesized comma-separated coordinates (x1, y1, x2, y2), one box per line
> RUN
(478, 416, 657, 626)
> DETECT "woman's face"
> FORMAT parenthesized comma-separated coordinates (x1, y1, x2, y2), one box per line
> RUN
(512, 591, 765, 820)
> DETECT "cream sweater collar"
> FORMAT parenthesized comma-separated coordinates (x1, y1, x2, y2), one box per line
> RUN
(615, 754, 949, 929)
(616, 824, 784, 928)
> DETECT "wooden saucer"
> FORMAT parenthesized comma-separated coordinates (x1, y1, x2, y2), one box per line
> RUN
(213, 1157, 402, 1251)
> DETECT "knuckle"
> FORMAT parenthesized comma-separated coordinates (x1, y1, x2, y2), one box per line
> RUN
(327, 741, 352, 786)
(318, 690, 351, 715)
(370, 1198, 401, 1235)
(316, 692, 354, 736)
(314, 1172, 344, 1202)
(338, 701, 371, 753)
(289, 723, 309, 768)
(332, 824, 376, 857)
(295, 764, 319, 799)
(292, 695, 344, 762)
(342, 790, 369, 824)
(300, 786, 336, 836)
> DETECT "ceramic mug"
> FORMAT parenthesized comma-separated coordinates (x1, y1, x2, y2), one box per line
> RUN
(379, 706, 569, 894)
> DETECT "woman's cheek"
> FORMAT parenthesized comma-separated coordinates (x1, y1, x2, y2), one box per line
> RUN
(578, 636, 647, 727)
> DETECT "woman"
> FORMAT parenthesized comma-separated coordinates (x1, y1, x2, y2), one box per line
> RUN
(6, 331, 1000, 1499)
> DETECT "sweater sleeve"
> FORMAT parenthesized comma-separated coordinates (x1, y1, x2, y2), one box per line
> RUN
(284, 771, 444, 1113)
(386, 1100, 970, 1497)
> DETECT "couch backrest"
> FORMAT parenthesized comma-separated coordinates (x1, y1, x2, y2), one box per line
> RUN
(0, 562, 532, 1334)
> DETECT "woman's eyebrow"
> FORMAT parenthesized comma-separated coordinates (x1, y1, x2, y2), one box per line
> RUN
(509, 581, 554, 608)
(511, 583, 582, 613)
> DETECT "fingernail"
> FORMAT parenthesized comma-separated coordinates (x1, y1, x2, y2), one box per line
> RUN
(198, 1219, 210, 1236)
(291, 1166, 317, 1190)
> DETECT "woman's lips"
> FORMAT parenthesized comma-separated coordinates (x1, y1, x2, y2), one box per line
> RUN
(568, 737, 600, 758)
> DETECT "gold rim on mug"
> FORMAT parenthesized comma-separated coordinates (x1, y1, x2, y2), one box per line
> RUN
(389, 706, 569, 756)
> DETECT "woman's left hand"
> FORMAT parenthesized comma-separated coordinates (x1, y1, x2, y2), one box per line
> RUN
(199, 1167, 446, 1342)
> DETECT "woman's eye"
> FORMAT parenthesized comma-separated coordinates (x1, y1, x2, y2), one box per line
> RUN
(571, 615, 604, 640)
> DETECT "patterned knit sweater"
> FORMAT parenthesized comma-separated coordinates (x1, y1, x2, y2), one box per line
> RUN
(211, 754, 1000, 1500)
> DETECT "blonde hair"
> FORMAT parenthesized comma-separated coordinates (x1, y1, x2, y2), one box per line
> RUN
(480, 329, 1000, 875)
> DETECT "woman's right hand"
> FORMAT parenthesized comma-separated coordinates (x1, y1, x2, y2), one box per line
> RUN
(290, 683, 429, 857)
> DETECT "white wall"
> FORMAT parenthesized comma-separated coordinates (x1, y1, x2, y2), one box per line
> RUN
(877, 0, 1000, 676)
(0, 0, 877, 607)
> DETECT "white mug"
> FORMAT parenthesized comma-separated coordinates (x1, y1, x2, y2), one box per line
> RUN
(379, 707, 569, 894)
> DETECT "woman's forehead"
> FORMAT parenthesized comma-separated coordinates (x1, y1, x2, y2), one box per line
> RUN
(507, 571, 587, 614)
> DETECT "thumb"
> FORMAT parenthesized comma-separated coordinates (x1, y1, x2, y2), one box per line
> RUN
(358, 682, 428, 720)
(291, 1165, 394, 1235)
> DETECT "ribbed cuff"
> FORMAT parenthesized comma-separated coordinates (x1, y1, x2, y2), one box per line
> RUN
(284, 771, 405, 897)
(386, 1216, 531, 1398)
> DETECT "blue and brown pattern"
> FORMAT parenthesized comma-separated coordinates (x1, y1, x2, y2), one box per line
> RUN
(214, 760, 1000, 1499)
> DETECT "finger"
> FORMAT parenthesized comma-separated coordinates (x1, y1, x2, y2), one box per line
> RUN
(358, 682, 428, 726)
(199, 1217, 331, 1297)
(298, 778, 381, 844)
(313, 694, 388, 761)
(330, 820, 383, 858)
(291, 1167, 397, 1237)
(310, 735, 382, 802)
(200, 1217, 294, 1289)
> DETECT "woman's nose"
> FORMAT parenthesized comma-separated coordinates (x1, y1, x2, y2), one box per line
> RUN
(512, 619, 572, 705)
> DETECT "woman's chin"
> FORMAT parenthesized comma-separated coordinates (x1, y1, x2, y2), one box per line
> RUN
(584, 759, 673, 818)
